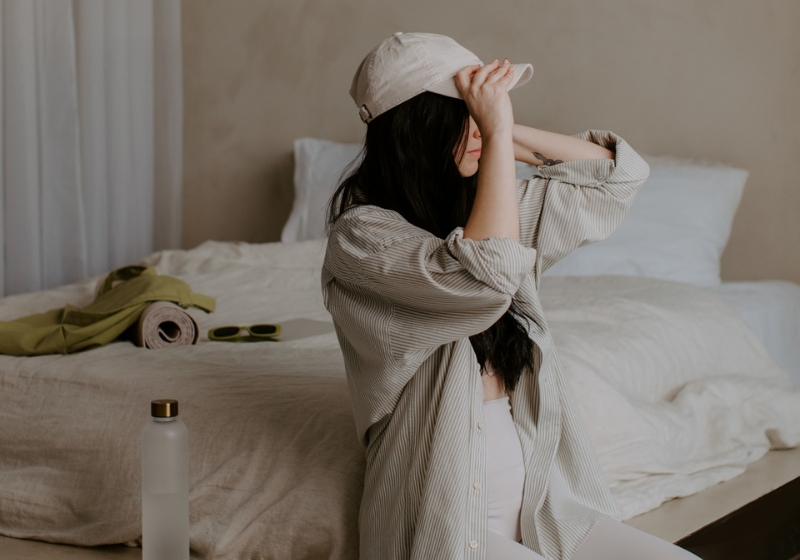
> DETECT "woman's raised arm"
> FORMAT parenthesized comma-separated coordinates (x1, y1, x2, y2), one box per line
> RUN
(513, 124, 614, 165)
(456, 60, 519, 243)
(513, 130, 650, 277)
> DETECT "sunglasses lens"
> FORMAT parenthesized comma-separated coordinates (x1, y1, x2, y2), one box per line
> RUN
(250, 325, 278, 336)
(212, 326, 240, 338)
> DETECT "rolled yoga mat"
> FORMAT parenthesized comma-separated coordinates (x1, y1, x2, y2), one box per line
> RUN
(134, 301, 199, 349)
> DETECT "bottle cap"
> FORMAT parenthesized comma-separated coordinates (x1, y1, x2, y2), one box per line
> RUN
(151, 399, 179, 418)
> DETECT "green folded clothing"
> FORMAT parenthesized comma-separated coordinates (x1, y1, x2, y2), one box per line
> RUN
(0, 265, 215, 356)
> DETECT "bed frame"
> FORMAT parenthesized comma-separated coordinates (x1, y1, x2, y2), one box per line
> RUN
(677, 476, 800, 560)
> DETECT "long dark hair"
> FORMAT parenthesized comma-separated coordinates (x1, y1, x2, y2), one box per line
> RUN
(328, 92, 535, 392)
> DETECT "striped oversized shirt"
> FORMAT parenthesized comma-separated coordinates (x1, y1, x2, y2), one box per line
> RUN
(322, 130, 650, 560)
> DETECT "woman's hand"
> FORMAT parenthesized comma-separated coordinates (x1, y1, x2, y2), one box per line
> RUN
(456, 59, 515, 139)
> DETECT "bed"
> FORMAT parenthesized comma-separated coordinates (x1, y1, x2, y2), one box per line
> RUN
(1, 139, 799, 559)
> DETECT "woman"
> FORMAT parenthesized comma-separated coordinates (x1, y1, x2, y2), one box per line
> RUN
(322, 32, 699, 560)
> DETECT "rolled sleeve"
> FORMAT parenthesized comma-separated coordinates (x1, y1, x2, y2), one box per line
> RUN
(359, 226, 537, 355)
(326, 207, 537, 353)
(443, 228, 538, 296)
(359, 226, 536, 316)
(535, 130, 650, 189)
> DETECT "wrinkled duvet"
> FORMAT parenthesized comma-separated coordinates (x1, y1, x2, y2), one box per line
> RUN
(1, 239, 798, 559)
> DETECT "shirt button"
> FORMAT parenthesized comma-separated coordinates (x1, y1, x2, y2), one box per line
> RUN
(477, 421, 484, 430)
(473, 481, 481, 490)
(469, 540, 478, 549)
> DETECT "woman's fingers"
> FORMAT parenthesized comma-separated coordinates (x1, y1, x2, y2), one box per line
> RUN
(497, 62, 515, 86)
(484, 59, 513, 85)
(458, 59, 515, 93)
(471, 59, 500, 88)
(455, 64, 481, 96)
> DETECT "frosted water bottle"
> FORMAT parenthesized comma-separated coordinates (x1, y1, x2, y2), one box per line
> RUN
(142, 399, 190, 560)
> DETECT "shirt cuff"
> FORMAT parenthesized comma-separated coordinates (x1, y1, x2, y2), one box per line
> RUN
(534, 130, 647, 188)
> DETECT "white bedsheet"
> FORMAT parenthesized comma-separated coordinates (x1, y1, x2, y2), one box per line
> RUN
(0, 239, 798, 557)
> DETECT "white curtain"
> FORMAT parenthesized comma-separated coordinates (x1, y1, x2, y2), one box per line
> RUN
(0, 0, 182, 297)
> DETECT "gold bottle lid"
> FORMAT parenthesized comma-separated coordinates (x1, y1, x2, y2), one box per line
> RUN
(151, 399, 179, 418)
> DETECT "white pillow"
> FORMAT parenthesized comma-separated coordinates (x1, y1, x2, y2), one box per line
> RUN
(284, 138, 748, 287)
(281, 138, 361, 242)
(542, 162, 748, 286)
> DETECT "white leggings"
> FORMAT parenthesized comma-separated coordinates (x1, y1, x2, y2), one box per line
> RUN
(486, 517, 702, 560)
(483, 398, 701, 559)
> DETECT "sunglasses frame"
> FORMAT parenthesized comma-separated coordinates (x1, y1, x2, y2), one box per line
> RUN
(208, 324, 281, 342)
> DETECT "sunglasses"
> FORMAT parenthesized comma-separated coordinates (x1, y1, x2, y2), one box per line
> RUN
(208, 324, 281, 342)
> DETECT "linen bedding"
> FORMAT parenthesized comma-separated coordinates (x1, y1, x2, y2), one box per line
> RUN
(0, 239, 799, 559)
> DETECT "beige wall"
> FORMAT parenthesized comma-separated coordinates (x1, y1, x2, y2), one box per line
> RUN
(182, 0, 800, 284)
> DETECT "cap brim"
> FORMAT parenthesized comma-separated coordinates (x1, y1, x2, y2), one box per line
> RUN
(425, 63, 533, 99)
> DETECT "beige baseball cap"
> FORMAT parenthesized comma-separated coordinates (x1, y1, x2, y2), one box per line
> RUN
(350, 32, 534, 123)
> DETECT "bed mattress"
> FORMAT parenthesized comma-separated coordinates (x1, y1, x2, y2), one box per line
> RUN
(0, 239, 798, 559)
